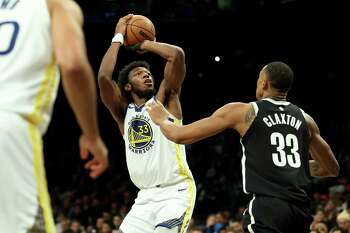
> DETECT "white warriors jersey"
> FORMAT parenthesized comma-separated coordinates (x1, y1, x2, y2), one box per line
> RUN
(124, 98, 194, 189)
(0, 0, 60, 135)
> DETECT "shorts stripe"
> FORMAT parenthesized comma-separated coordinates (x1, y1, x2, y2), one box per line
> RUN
(29, 123, 56, 233)
(173, 119, 196, 233)
(247, 195, 256, 233)
(179, 180, 195, 233)
(155, 214, 184, 229)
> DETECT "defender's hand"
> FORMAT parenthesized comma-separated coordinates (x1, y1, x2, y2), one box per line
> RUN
(79, 135, 109, 179)
(146, 99, 169, 126)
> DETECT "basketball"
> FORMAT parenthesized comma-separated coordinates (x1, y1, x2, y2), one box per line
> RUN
(125, 15, 156, 46)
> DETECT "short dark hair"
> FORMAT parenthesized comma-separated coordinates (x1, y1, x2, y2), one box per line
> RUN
(264, 61, 294, 92)
(117, 60, 151, 102)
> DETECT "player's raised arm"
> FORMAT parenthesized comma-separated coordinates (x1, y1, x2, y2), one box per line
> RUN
(136, 40, 185, 119)
(98, 14, 133, 134)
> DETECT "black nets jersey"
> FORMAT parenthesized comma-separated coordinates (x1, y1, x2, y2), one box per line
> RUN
(241, 98, 311, 204)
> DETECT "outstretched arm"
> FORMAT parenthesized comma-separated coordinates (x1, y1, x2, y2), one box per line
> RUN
(304, 113, 339, 177)
(98, 14, 133, 134)
(138, 41, 185, 119)
(48, 0, 108, 178)
(147, 100, 250, 144)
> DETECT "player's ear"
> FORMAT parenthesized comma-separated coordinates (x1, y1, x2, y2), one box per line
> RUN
(124, 83, 132, 91)
(262, 78, 269, 90)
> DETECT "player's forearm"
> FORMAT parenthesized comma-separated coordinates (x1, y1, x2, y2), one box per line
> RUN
(310, 141, 339, 177)
(141, 40, 184, 62)
(309, 160, 338, 178)
(98, 43, 121, 81)
(158, 120, 187, 144)
(61, 62, 100, 139)
(159, 120, 205, 145)
(142, 41, 185, 91)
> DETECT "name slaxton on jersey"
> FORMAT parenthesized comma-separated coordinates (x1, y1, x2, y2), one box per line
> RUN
(263, 113, 302, 130)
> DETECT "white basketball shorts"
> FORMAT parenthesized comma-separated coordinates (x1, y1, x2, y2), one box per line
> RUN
(120, 180, 196, 233)
(0, 112, 56, 233)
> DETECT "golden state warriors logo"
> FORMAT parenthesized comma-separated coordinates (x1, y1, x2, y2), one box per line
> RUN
(128, 116, 155, 154)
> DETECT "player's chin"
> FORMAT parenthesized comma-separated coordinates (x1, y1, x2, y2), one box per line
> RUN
(143, 85, 154, 92)
(143, 83, 153, 89)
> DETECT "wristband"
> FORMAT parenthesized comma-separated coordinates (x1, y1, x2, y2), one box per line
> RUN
(111, 33, 124, 45)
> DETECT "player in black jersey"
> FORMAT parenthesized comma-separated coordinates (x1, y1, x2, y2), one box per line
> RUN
(146, 61, 339, 233)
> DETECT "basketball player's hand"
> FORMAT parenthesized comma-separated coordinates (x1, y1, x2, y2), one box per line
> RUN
(125, 42, 146, 54)
(79, 135, 109, 179)
(126, 38, 156, 53)
(115, 14, 133, 35)
(146, 99, 169, 125)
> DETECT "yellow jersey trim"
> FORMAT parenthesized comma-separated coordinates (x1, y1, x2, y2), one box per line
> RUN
(26, 56, 58, 125)
(173, 119, 196, 233)
(28, 123, 56, 233)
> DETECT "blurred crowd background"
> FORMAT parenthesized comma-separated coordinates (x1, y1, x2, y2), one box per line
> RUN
(43, 0, 350, 232)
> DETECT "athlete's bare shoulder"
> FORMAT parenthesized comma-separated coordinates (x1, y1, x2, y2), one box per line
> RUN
(219, 102, 252, 136)
(235, 102, 254, 135)
(46, 0, 83, 25)
(244, 103, 256, 125)
(302, 111, 319, 137)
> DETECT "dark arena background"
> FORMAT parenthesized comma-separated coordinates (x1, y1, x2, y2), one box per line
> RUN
(43, 1, 350, 232)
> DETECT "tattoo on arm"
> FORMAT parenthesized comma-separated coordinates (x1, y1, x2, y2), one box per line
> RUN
(245, 104, 255, 125)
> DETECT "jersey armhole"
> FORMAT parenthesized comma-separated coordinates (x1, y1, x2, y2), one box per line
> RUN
(251, 102, 259, 115)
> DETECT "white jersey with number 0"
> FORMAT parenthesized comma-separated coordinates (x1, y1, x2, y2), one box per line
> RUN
(0, 0, 59, 232)
(0, 0, 60, 135)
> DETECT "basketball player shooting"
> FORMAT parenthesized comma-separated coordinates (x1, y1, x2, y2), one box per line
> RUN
(146, 61, 340, 233)
(98, 14, 196, 233)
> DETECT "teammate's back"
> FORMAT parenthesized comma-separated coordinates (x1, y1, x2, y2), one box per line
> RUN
(0, 1, 108, 232)
(241, 98, 311, 204)
(0, 0, 59, 133)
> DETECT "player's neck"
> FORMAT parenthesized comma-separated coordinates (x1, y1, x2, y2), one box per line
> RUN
(132, 96, 148, 107)
(265, 90, 287, 101)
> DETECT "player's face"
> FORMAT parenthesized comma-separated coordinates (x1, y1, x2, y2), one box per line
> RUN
(128, 67, 155, 99)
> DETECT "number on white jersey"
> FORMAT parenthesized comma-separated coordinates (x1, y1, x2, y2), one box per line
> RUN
(0, 21, 19, 55)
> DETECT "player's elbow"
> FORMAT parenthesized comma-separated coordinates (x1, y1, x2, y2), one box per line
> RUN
(172, 136, 185, 145)
(174, 46, 185, 61)
(98, 74, 111, 86)
(324, 160, 340, 177)
(59, 52, 89, 77)
(171, 133, 194, 145)
(167, 46, 185, 63)
(166, 130, 181, 144)
(326, 149, 340, 177)
(328, 162, 340, 177)
(164, 130, 186, 145)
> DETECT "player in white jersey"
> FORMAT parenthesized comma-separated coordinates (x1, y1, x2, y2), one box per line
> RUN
(98, 15, 196, 233)
(0, 0, 108, 232)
